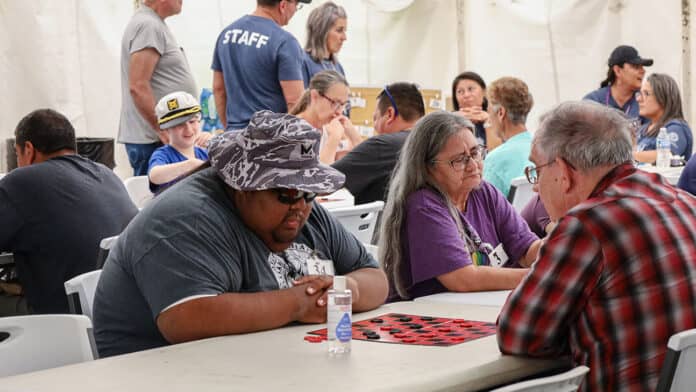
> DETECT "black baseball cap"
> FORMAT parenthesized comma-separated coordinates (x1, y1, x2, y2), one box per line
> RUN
(608, 45, 653, 67)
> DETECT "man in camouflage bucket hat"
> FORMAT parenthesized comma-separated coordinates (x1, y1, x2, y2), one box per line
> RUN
(208, 110, 344, 194)
(93, 110, 388, 357)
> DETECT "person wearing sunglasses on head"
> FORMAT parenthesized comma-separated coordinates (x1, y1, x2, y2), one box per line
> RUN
(291, 70, 362, 164)
(498, 100, 696, 392)
(380, 111, 541, 301)
(93, 110, 388, 358)
(332, 82, 425, 206)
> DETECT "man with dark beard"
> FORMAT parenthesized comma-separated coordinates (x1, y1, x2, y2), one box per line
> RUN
(93, 110, 388, 357)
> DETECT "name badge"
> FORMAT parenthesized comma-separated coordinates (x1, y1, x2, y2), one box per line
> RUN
(306, 254, 335, 276)
(488, 244, 509, 268)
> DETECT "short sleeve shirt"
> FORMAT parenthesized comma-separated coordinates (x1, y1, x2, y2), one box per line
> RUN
(636, 119, 693, 158)
(211, 15, 304, 130)
(147, 145, 209, 193)
(396, 184, 537, 300)
(93, 167, 378, 357)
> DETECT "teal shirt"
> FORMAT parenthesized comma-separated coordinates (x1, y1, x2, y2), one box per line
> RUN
(483, 131, 533, 198)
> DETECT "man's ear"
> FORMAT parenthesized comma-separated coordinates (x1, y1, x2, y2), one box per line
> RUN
(17, 141, 37, 166)
(385, 107, 397, 124)
(557, 158, 575, 193)
(497, 106, 506, 122)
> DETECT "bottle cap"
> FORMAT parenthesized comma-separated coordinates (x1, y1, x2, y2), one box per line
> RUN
(333, 276, 347, 291)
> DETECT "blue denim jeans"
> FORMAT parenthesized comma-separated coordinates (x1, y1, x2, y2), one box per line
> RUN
(125, 142, 161, 176)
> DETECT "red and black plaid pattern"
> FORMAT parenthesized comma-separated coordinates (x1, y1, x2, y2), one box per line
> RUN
(498, 164, 696, 392)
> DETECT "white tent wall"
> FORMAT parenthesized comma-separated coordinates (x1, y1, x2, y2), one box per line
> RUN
(0, 0, 691, 176)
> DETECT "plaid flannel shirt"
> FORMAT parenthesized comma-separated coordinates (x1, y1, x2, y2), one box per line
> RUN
(497, 163, 696, 391)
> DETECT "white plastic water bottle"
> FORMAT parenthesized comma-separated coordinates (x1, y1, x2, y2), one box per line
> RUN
(656, 127, 671, 168)
(327, 276, 352, 355)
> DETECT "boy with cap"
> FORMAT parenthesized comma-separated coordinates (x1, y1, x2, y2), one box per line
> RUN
(148, 91, 210, 193)
(93, 110, 389, 357)
(583, 45, 653, 124)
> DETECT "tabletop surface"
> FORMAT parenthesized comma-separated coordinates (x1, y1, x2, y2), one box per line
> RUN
(0, 301, 566, 391)
(414, 290, 513, 307)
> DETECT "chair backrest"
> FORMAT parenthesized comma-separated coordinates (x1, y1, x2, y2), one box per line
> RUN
(328, 201, 385, 244)
(490, 366, 589, 392)
(64, 270, 102, 320)
(656, 328, 696, 392)
(508, 176, 535, 213)
(96, 235, 119, 268)
(123, 175, 153, 209)
(0, 314, 97, 377)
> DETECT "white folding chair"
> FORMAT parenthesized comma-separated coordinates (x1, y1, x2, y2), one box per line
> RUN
(0, 314, 97, 377)
(96, 235, 118, 268)
(328, 201, 385, 244)
(64, 270, 102, 320)
(656, 328, 696, 392)
(490, 366, 589, 392)
(123, 175, 153, 209)
(508, 176, 536, 213)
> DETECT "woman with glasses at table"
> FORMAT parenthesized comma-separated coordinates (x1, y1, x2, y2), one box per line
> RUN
(291, 70, 362, 164)
(380, 111, 541, 301)
(450, 71, 502, 151)
(633, 73, 693, 163)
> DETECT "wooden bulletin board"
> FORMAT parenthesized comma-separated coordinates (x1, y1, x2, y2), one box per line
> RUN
(348, 86, 446, 137)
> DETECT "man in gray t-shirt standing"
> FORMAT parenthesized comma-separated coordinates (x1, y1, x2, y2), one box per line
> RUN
(94, 110, 389, 357)
(119, 0, 199, 176)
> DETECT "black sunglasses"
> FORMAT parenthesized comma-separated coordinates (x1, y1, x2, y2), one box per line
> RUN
(273, 189, 317, 205)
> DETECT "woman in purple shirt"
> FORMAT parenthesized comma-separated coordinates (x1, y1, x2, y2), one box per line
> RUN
(379, 111, 541, 300)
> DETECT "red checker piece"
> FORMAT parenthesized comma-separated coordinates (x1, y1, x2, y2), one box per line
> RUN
(438, 327, 452, 333)
(393, 333, 408, 338)
(450, 337, 467, 342)
(401, 338, 417, 343)
(379, 326, 394, 331)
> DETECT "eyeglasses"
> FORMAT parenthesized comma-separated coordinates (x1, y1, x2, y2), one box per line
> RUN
(524, 160, 556, 184)
(382, 85, 399, 117)
(635, 90, 652, 99)
(273, 188, 317, 205)
(319, 92, 348, 111)
(431, 146, 486, 171)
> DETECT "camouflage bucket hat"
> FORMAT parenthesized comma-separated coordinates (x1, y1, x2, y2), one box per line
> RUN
(209, 110, 345, 194)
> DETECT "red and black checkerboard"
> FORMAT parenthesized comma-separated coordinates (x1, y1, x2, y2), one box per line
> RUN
(306, 313, 496, 346)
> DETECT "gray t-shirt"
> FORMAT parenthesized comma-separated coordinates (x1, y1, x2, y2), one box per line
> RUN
(94, 168, 378, 357)
(332, 130, 410, 204)
(118, 6, 197, 144)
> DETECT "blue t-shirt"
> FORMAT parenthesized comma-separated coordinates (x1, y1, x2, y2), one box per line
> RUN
(678, 154, 696, 195)
(148, 144, 208, 193)
(583, 86, 642, 121)
(482, 131, 533, 198)
(635, 119, 693, 158)
(301, 51, 346, 88)
(211, 15, 304, 130)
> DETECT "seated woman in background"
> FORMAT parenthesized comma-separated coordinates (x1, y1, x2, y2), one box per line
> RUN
(148, 91, 209, 194)
(450, 71, 502, 150)
(290, 70, 362, 164)
(380, 111, 541, 301)
(634, 73, 693, 163)
(302, 2, 347, 86)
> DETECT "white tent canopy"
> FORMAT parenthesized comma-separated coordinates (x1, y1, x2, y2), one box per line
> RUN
(0, 0, 692, 175)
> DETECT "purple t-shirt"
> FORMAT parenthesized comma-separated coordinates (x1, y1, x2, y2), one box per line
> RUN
(397, 183, 537, 300)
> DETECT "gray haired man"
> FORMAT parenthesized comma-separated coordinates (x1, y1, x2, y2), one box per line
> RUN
(94, 110, 388, 357)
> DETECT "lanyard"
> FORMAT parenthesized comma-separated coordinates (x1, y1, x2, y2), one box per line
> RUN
(459, 216, 495, 266)
(605, 86, 632, 115)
